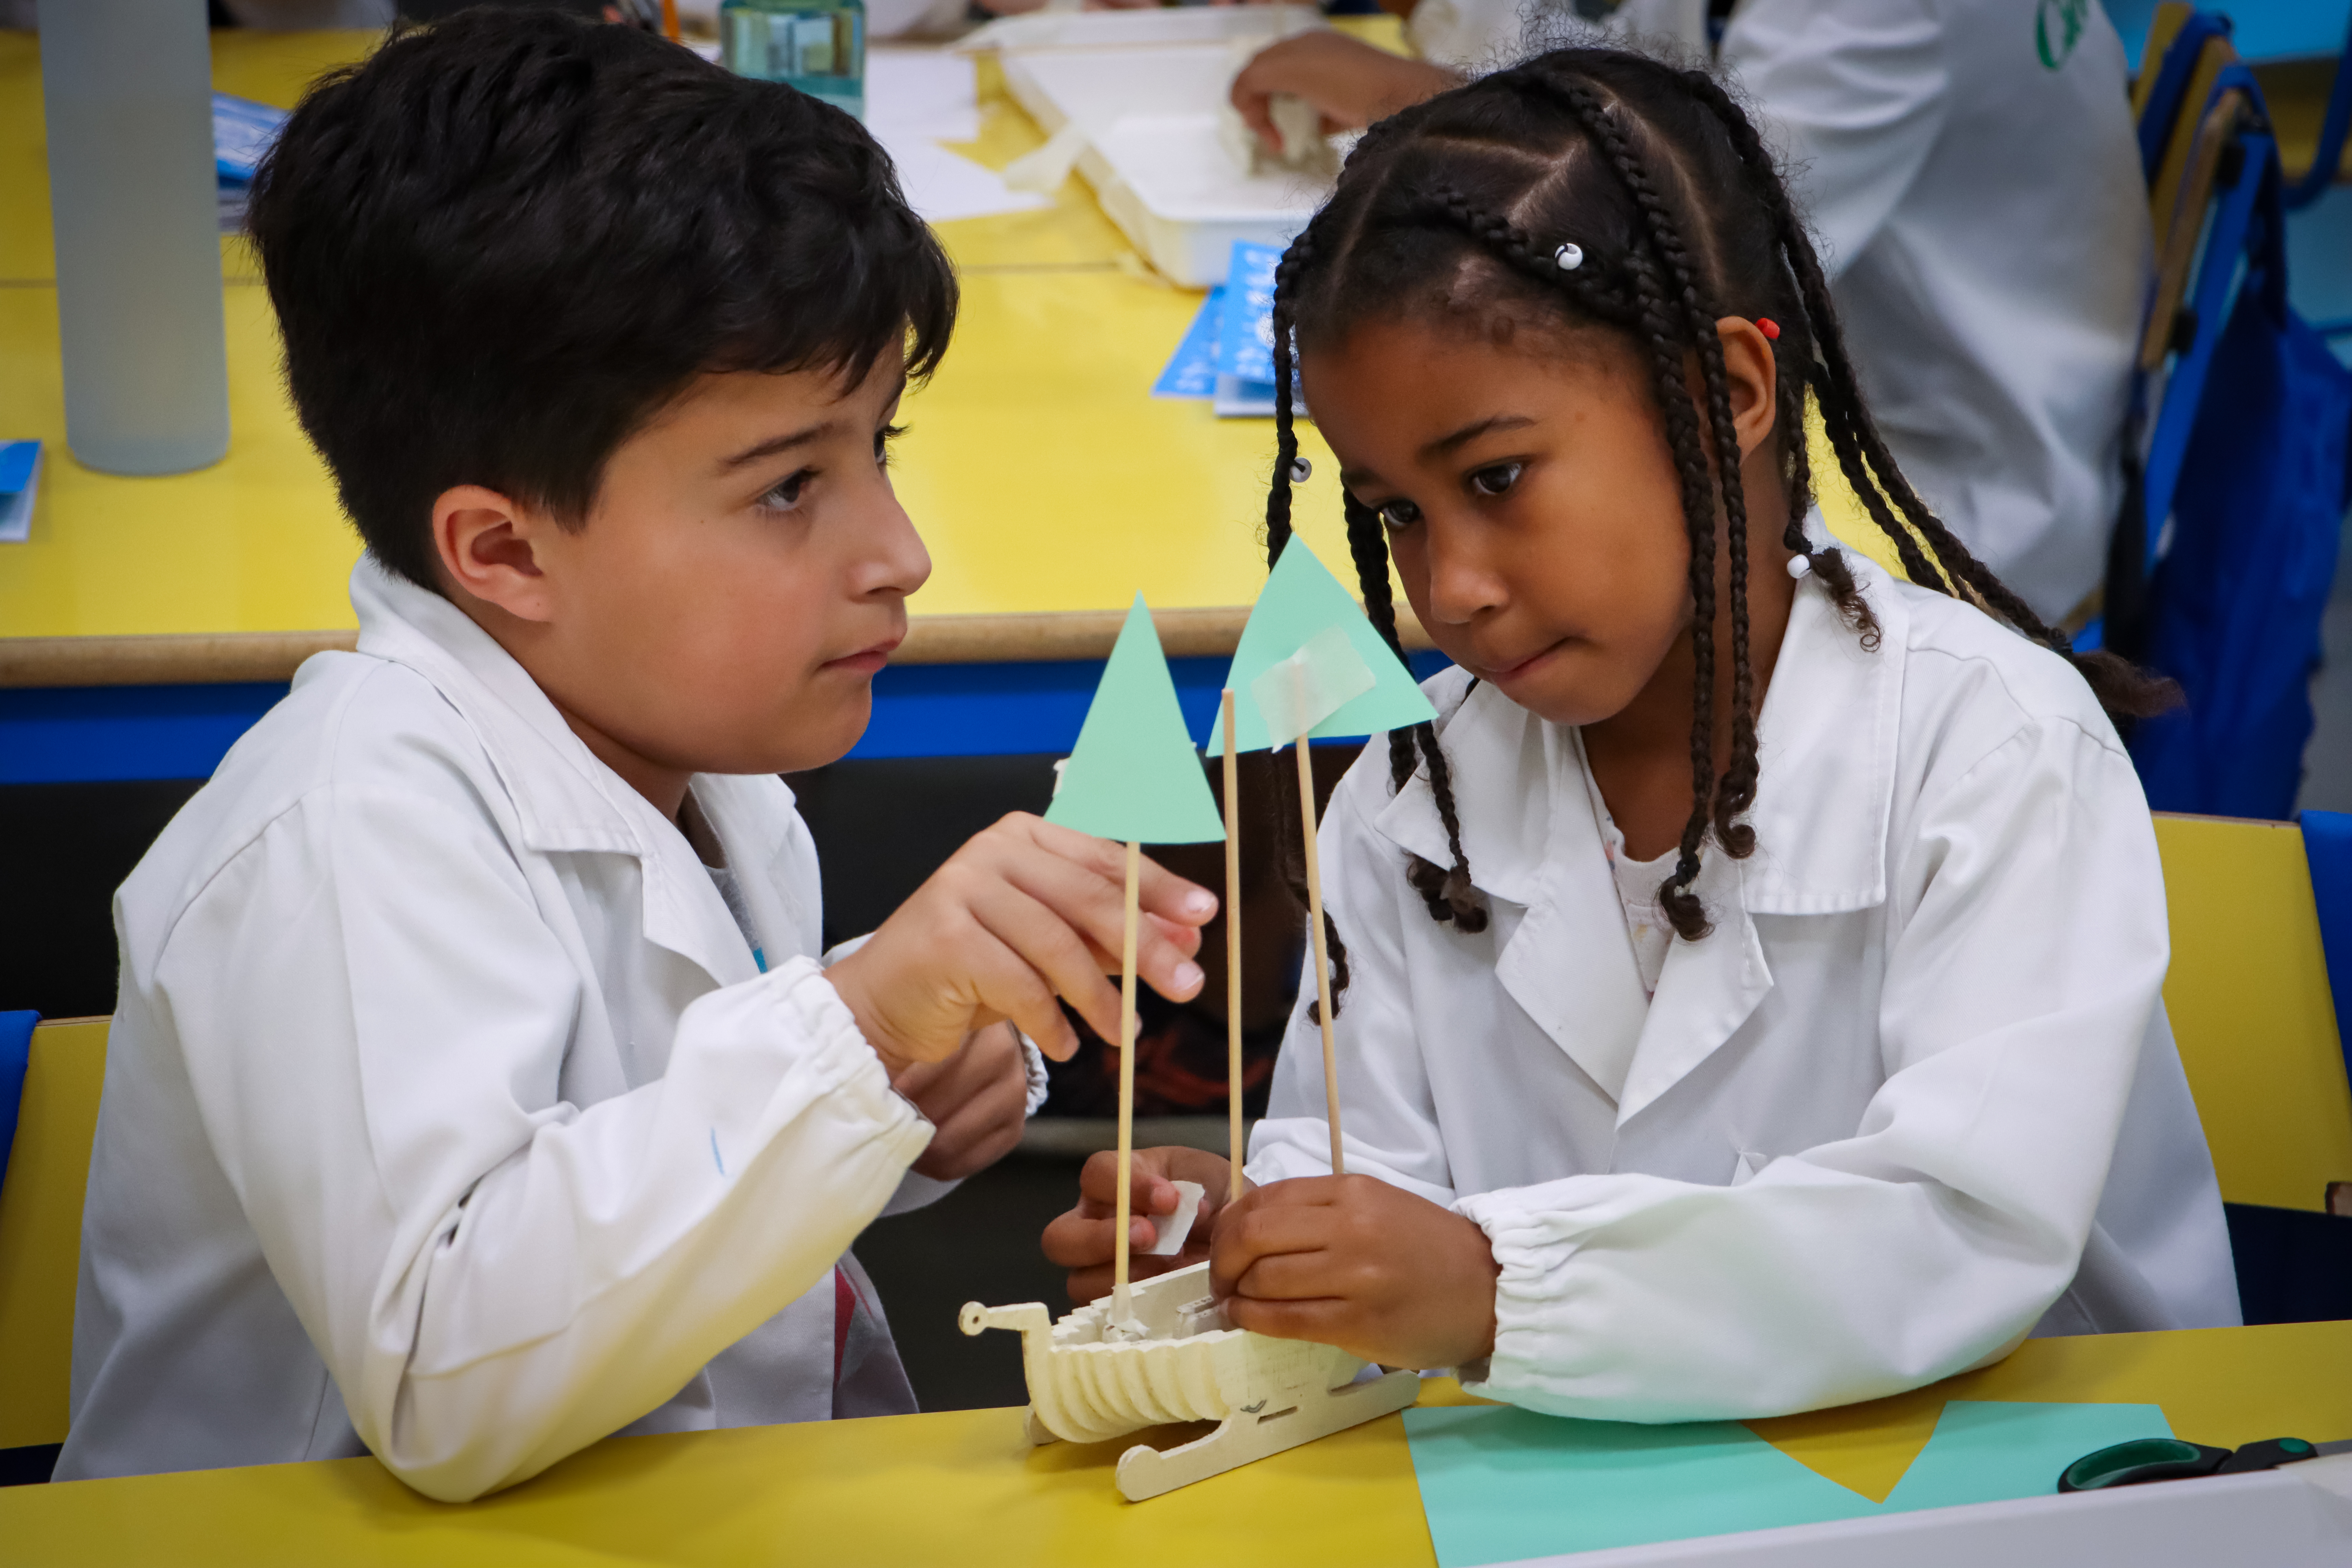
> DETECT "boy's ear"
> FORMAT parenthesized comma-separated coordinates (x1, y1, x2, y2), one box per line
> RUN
(1712, 317, 1779, 460)
(432, 484, 558, 623)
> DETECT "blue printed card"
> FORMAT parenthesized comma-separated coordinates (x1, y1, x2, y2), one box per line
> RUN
(1214, 240, 1281, 385)
(213, 93, 288, 185)
(1152, 287, 1225, 399)
(0, 439, 40, 544)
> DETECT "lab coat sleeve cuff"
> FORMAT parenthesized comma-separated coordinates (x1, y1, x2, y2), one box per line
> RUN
(1017, 1029, 1051, 1118)
(820, 932, 874, 967)
(1453, 1186, 1591, 1402)
(761, 957, 923, 1144)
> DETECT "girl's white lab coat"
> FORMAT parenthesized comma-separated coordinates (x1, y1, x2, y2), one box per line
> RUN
(57, 560, 1043, 1501)
(1249, 555, 2238, 1422)
(1405, 0, 2150, 624)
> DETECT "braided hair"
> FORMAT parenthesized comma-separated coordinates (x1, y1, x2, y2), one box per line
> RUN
(1264, 46, 2171, 992)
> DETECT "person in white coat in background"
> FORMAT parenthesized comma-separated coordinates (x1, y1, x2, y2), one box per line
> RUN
(1050, 47, 2235, 1422)
(1232, 0, 2150, 625)
(58, 15, 1221, 1501)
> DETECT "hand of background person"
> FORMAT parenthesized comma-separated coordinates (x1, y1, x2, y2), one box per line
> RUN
(1230, 32, 1461, 153)
(1041, 1146, 1236, 1303)
(1210, 1173, 1499, 1369)
(896, 1022, 1032, 1181)
(827, 812, 1216, 1072)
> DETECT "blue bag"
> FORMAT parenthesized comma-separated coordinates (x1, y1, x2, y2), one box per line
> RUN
(2128, 150, 2352, 819)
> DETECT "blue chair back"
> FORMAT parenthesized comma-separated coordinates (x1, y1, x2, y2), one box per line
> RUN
(0, 1011, 33, 1192)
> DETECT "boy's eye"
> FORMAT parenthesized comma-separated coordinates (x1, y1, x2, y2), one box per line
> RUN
(758, 469, 813, 513)
(1376, 498, 1423, 531)
(1468, 461, 1523, 497)
(875, 421, 906, 466)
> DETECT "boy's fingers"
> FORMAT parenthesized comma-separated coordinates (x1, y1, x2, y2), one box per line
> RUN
(960, 930, 1086, 1063)
(999, 813, 1217, 930)
(965, 887, 1126, 1046)
(986, 856, 1206, 1008)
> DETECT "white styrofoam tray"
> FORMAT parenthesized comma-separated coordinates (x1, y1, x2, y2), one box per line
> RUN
(999, 40, 1337, 286)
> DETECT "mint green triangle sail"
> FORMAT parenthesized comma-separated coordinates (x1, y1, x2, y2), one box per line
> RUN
(1207, 539, 1439, 752)
(1045, 596, 1227, 844)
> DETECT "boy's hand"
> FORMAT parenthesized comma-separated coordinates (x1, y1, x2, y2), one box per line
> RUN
(828, 813, 1216, 1069)
(1210, 1175, 1499, 1371)
(895, 1023, 1030, 1182)
(1041, 1146, 1235, 1304)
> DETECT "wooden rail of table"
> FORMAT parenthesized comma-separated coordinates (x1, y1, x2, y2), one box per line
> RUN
(0, 606, 1440, 688)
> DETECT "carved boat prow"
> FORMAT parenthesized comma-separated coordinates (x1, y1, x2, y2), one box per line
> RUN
(960, 1260, 1421, 1501)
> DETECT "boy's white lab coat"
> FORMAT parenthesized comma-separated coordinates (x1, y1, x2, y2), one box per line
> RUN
(57, 560, 1041, 1501)
(1250, 554, 2239, 1422)
(1406, 0, 2149, 624)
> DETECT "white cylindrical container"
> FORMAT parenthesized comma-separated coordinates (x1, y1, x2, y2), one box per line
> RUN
(41, 0, 231, 475)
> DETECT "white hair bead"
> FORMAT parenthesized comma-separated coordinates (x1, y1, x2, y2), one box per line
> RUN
(1554, 242, 1585, 271)
(1289, 457, 1312, 483)
(1787, 554, 1813, 580)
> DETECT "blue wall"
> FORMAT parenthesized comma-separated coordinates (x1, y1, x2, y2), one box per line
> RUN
(0, 651, 1457, 785)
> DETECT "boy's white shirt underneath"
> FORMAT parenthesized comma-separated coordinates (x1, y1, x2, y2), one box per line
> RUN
(1248, 546, 2241, 1421)
(58, 557, 1044, 1501)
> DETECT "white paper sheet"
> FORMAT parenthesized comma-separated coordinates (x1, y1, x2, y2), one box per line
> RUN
(866, 49, 1050, 225)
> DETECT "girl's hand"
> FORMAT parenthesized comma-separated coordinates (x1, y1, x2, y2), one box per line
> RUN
(827, 813, 1215, 1070)
(1040, 1147, 1235, 1304)
(1210, 1175, 1500, 1370)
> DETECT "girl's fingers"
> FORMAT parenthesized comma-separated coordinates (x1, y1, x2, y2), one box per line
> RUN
(1210, 1203, 1336, 1296)
(1076, 1152, 1178, 1216)
(1221, 1295, 1358, 1348)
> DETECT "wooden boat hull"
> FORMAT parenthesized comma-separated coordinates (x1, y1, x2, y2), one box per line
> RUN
(959, 1260, 1421, 1501)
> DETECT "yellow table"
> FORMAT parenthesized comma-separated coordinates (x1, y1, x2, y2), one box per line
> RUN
(0, 29, 1373, 685)
(3, 1321, 2349, 1565)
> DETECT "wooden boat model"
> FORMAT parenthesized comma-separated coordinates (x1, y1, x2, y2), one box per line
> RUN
(960, 1260, 1420, 1502)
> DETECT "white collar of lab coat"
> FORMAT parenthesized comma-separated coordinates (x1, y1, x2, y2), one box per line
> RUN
(1367, 542, 1909, 1120)
(347, 556, 784, 988)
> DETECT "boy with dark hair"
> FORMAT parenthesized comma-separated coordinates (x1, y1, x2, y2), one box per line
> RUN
(58, 11, 1215, 1501)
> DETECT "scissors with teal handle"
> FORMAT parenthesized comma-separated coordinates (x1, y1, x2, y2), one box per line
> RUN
(2058, 1435, 2352, 1492)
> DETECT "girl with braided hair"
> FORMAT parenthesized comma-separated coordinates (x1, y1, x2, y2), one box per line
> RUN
(1044, 45, 2237, 1424)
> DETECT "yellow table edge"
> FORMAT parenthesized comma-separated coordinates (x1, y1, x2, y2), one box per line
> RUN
(0, 605, 1441, 686)
(4, 1320, 2351, 1568)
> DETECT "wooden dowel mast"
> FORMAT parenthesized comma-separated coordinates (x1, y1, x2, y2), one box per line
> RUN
(1294, 739, 1345, 1178)
(1112, 839, 1143, 1326)
(1222, 691, 1246, 1200)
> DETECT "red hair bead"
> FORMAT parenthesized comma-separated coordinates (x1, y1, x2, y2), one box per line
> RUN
(1756, 318, 1782, 340)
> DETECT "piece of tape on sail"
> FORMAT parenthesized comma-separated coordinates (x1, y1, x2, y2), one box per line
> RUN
(1251, 625, 1377, 746)
(1142, 1180, 1205, 1257)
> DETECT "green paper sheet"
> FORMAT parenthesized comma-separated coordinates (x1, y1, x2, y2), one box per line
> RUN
(1402, 1399, 2174, 1567)
(1044, 596, 1226, 845)
(1208, 539, 1438, 752)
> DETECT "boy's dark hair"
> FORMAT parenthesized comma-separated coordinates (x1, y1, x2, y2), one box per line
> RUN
(1264, 47, 2174, 1002)
(247, 8, 957, 590)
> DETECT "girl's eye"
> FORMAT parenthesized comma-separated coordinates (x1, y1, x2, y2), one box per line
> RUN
(875, 421, 906, 467)
(1468, 461, 1523, 497)
(758, 469, 813, 513)
(1376, 498, 1422, 531)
